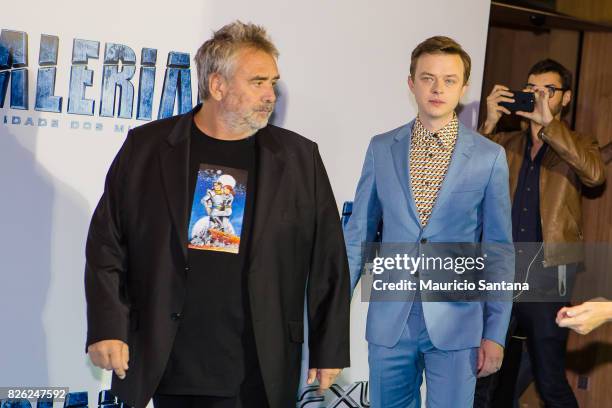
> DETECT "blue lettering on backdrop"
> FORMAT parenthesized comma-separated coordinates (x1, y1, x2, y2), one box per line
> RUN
(35, 34, 62, 113)
(0, 29, 28, 110)
(136, 47, 157, 120)
(100, 43, 136, 119)
(67, 39, 100, 115)
(0, 29, 194, 121)
(158, 51, 192, 119)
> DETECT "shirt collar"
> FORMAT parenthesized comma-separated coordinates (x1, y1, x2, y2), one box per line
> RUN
(413, 113, 458, 149)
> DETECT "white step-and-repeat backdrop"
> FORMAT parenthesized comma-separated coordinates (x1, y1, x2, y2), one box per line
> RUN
(0, 0, 490, 406)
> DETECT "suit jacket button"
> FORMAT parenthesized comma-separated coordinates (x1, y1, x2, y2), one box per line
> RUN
(171, 313, 181, 321)
(420, 238, 428, 244)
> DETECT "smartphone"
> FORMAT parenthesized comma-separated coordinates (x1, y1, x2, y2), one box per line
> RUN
(499, 90, 535, 113)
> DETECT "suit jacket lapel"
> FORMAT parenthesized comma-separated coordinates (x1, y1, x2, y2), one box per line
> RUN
(249, 126, 286, 264)
(425, 121, 474, 229)
(391, 121, 421, 227)
(159, 109, 194, 262)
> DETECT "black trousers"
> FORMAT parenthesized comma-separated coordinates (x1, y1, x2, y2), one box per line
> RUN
(153, 380, 268, 408)
(475, 302, 578, 408)
(153, 355, 268, 408)
(153, 395, 238, 408)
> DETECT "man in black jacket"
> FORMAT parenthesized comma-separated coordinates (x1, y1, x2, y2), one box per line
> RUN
(85, 21, 350, 408)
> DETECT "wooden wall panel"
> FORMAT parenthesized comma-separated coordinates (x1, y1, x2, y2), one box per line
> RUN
(566, 31, 612, 408)
(557, 0, 612, 23)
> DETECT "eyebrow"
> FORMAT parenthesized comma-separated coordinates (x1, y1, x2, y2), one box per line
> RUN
(249, 75, 280, 81)
(526, 82, 561, 87)
(419, 72, 459, 78)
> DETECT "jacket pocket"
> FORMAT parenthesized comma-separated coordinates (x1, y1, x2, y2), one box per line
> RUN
(451, 182, 484, 193)
(288, 320, 304, 343)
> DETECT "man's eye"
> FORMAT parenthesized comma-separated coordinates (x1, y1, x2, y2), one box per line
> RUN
(445, 79, 456, 85)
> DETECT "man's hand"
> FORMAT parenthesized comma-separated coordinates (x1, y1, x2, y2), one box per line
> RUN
(87, 339, 129, 380)
(477, 339, 504, 378)
(516, 88, 554, 128)
(482, 84, 514, 134)
(307, 368, 342, 394)
(557, 298, 612, 335)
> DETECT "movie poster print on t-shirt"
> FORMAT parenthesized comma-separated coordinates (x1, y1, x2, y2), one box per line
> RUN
(188, 164, 248, 254)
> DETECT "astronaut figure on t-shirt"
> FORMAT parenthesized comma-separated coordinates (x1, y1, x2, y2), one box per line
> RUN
(202, 181, 226, 235)
(189, 171, 242, 252)
(217, 185, 236, 235)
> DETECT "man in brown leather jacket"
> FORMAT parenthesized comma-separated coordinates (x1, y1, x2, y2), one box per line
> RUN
(475, 59, 606, 408)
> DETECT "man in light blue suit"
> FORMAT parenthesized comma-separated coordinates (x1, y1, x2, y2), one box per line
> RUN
(345, 36, 514, 407)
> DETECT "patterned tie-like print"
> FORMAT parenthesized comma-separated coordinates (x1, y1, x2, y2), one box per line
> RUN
(409, 116, 459, 226)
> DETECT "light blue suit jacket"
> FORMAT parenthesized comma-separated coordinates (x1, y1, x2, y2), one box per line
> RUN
(345, 119, 514, 350)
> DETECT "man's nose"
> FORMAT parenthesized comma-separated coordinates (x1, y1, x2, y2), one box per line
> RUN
(263, 84, 276, 103)
(432, 80, 443, 94)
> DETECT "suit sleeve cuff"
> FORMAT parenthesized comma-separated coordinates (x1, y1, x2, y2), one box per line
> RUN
(482, 336, 505, 349)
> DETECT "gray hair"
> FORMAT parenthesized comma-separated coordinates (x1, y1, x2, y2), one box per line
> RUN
(195, 21, 279, 100)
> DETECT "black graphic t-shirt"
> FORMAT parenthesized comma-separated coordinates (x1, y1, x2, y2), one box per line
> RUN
(157, 121, 258, 396)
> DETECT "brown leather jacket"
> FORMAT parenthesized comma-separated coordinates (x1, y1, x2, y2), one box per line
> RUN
(482, 119, 606, 266)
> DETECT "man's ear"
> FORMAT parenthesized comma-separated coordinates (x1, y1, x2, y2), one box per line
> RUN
(408, 75, 415, 92)
(460, 82, 469, 98)
(209, 73, 227, 101)
(562, 89, 572, 108)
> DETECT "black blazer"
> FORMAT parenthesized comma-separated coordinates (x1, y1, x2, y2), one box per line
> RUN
(85, 106, 351, 408)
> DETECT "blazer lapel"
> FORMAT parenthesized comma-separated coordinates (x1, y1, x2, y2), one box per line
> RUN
(249, 126, 286, 264)
(159, 109, 194, 262)
(391, 121, 421, 226)
(425, 121, 474, 229)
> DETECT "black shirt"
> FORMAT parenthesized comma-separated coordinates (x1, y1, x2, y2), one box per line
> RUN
(157, 121, 258, 396)
(512, 134, 548, 244)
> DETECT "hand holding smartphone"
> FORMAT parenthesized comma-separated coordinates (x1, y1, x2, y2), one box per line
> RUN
(482, 85, 536, 135)
(499, 90, 535, 113)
